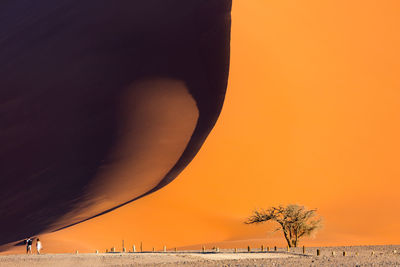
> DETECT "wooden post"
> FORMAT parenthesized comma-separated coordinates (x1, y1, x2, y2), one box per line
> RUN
(163, 246, 167, 252)
(202, 246, 205, 253)
(274, 246, 277, 251)
(140, 242, 143, 253)
(343, 251, 346, 256)
(371, 251, 375, 255)
(132, 245, 136, 253)
(152, 247, 155, 253)
(302, 246, 305, 254)
(267, 246, 270, 252)
(122, 240, 125, 252)
(234, 248, 237, 253)
(261, 245, 264, 252)
(76, 250, 79, 254)
(247, 246, 251, 252)
(106, 249, 108, 253)
(111, 247, 115, 253)
(332, 251, 336, 256)
(216, 247, 220, 253)
(317, 249, 320, 256)
(95, 250, 99, 254)
(174, 247, 177, 252)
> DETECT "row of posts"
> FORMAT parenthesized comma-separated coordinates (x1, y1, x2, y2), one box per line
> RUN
(83, 242, 384, 256)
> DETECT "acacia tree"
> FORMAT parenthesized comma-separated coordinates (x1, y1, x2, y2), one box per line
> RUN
(245, 204, 322, 247)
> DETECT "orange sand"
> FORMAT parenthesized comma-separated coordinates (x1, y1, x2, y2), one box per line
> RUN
(4, 0, 400, 254)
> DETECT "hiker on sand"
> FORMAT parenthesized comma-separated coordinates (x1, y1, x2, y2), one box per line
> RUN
(26, 238, 33, 254)
(36, 238, 42, 254)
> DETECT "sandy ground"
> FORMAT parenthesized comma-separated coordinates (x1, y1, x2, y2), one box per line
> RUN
(0, 246, 399, 266)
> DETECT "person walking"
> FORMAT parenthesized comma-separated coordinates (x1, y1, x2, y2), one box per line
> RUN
(26, 238, 33, 254)
(36, 238, 42, 254)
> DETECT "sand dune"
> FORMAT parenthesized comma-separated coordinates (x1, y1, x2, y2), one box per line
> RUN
(0, 0, 231, 249)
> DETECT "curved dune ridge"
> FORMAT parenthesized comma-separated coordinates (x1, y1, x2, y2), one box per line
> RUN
(0, 0, 232, 248)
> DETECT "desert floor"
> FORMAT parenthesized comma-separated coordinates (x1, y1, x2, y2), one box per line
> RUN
(0, 245, 399, 266)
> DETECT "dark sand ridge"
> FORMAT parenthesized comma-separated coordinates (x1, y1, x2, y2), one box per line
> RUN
(0, 0, 231, 249)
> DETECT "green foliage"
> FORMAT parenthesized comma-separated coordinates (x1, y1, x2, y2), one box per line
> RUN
(246, 204, 322, 247)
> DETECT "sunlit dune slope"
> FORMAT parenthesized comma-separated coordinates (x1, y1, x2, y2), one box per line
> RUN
(3, 0, 400, 255)
(17, 0, 400, 254)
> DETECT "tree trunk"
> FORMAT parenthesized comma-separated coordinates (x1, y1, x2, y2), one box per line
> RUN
(293, 225, 299, 247)
(282, 228, 291, 248)
(294, 235, 298, 247)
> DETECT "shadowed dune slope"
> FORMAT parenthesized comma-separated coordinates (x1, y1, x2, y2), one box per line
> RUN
(0, 0, 231, 247)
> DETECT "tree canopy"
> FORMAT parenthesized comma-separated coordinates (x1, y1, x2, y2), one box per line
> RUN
(246, 204, 322, 247)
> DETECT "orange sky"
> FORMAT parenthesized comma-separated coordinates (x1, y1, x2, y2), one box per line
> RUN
(7, 0, 400, 254)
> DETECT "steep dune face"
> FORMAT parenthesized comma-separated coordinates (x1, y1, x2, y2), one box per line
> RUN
(0, 0, 231, 247)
